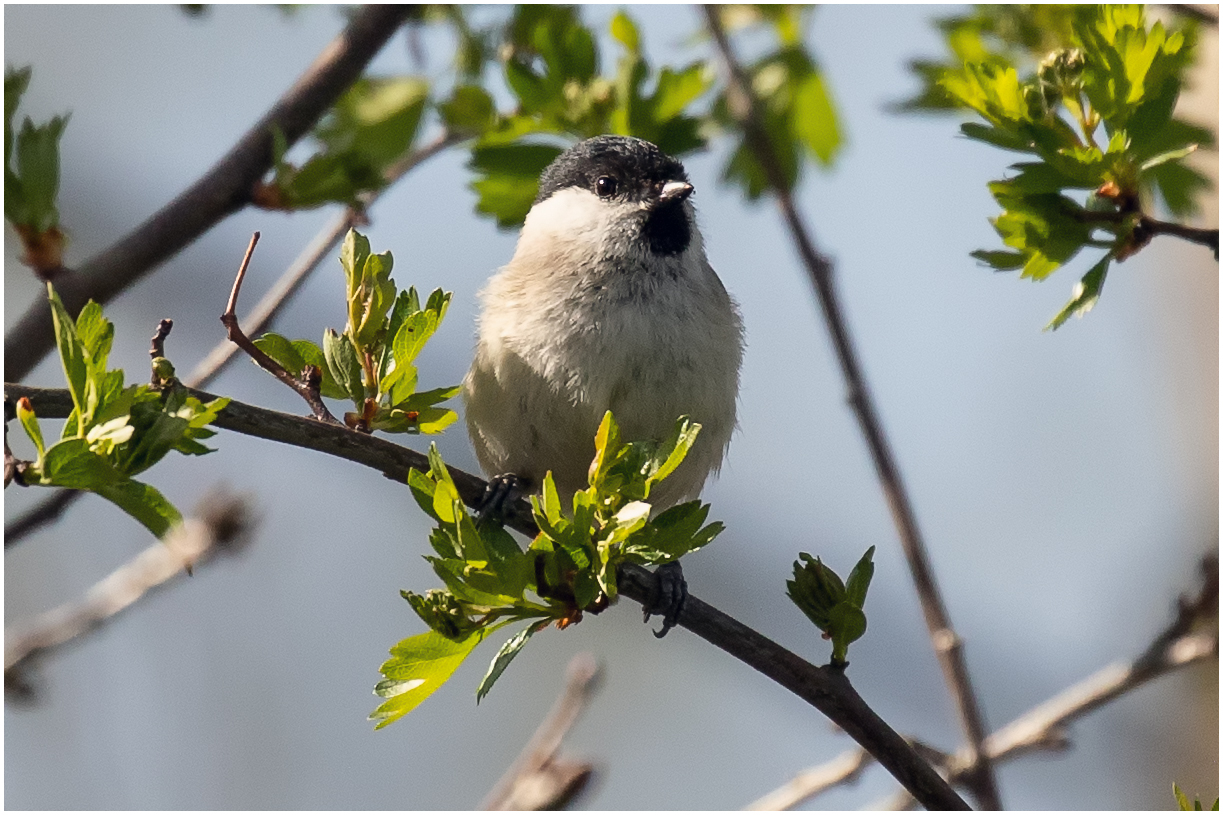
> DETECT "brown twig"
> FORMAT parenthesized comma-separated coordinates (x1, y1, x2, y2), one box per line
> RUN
(481, 654, 601, 810)
(700, 5, 1000, 808)
(5, 132, 465, 548)
(3, 4, 415, 384)
(220, 233, 342, 426)
(4, 488, 254, 685)
(744, 746, 873, 810)
(6, 381, 968, 811)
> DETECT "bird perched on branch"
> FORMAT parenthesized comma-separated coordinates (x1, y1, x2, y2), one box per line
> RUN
(463, 135, 744, 632)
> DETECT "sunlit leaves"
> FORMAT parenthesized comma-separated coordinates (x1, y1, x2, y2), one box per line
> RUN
(375, 411, 725, 726)
(253, 230, 459, 435)
(787, 546, 876, 666)
(908, 4, 1214, 329)
(17, 286, 228, 542)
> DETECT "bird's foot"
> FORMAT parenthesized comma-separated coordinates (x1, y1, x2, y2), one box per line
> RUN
(642, 561, 687, 638)
(477, 473, 528, 526)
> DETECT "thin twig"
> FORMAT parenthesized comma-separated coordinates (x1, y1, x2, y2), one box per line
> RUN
(4, 489, 254, 683)
(700, 5, 1001, 809)
(744, 747, 872, 810)
(3, 4, 415, 383)
(6, 381, 968, 811)
(481, 654, 601, 810)
(1162, 4, 1220, 25)
(5, 132, 465, 548)
(220, 233, 342, 426)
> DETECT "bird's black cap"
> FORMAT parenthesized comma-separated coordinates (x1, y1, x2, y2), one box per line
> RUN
(536, 136, 689, 205)
(536, 136, 693, 256)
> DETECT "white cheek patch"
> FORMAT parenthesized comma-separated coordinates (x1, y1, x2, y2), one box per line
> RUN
(523, 187, 610, 243)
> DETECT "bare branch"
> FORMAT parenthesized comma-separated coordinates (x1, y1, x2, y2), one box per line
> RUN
(699, 5, 1000, 808)
(482, 654, 601, 810)
(3, 4, 415, 383)
(220, 233, 342, 426)
(744, 746, 872, 811)
(6, 381, 968, 811)
(4, 489, 255, 683)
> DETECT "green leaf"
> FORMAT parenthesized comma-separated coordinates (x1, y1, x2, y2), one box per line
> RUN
(476, 619, 549, 704)
(844, 546, 876, 609)
(253, 332, 306, 376)
(1045, 254, 1111, 330)
(371, 629, 486, 729)
(15, 396, 45, 459)
(291, 339, 347, 400)
(792, 70, 841, 166)
(468, 141, 564, 227)
(323, 328, 364, 405)
(46, 283, 88, 430)
(38, 437, 120, 489)
(438, 85, 496, 136)
(95, 478, 183, 540)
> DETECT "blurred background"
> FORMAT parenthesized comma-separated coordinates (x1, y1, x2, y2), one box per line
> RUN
(4, 5, 1217, 810)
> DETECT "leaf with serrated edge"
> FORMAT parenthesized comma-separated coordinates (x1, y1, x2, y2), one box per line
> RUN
(476, 619, 549, 704)
(371, 629, 487, 728)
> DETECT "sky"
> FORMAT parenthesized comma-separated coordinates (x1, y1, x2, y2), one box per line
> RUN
(4, 4, 1219, 810)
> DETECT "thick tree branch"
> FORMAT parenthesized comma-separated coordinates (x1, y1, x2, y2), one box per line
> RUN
(481, 654, 601, 810)
(3, 4, 414, 383)
(4, 489, 254, 686)
(700, 5, 1000, 809)
(5, 381, 967, 811)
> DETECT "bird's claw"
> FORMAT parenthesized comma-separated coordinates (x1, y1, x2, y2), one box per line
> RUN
(477, 473, 528, 526)
(643, 561, 687, 638)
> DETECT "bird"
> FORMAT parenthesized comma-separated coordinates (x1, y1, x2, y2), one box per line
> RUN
(462, 135, 744, 632)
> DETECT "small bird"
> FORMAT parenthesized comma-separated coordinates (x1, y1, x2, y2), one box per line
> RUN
(462, 135, 744, 631)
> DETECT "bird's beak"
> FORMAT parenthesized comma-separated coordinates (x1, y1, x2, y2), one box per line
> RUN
(658, 180, 694, 204)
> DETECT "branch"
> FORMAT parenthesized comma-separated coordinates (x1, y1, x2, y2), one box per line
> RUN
(5, 131, 464, 548)
(3, 4, 415, 383)
(766, 554, 1219, 810)
(220, 233, 342, 426)
(481, 654, 601, 810)
(699, 5, 1001, 809)
(5, 381, 968, 811)
(4, 489, 254, 688)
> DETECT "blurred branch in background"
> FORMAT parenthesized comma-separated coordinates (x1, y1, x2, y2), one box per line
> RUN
(4, 488, 255, 699)
(4, 130, 464, 548)
(700, 5, 1002, 809)
(752, 554, 1219, 811)
(3, 4, 414, 383)
(481, 654, 601, 810)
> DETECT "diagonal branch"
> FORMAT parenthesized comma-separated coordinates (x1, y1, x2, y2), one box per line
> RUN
(700, 5, 1001, 809)
(5, 380, 968, 811)
(3, 4, 415, 384)
(4, 489, 254, 686)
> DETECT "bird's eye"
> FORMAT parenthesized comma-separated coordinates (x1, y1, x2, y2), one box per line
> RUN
(595, 176, 618, 198)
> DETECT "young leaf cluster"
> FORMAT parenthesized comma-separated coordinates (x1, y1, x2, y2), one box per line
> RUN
(257, 77, 430, 210)
(786, 546, 876, 667)
(910, 5, 1215, 329)
(5, 65, 70, 271)
(711, 5, 844, 199)
(13, 285, 229, 541)
(254, 229, 458, 434)
(371, 411, 724, 729)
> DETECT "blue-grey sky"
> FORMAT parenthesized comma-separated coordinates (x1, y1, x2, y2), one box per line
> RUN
(5, 5, 1218, 810)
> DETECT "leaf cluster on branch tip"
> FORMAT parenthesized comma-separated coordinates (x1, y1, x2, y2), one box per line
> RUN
(5, 66, 69, 273)
(370, 411, 724, 728)
(252, 229, 459, 435)
(787, 546, 876, 667)
(11, 285, 228, 542)
(901, 4, 1216, 329)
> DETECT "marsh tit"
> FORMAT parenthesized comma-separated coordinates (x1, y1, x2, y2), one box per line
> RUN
(462, 135, 744, 631)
